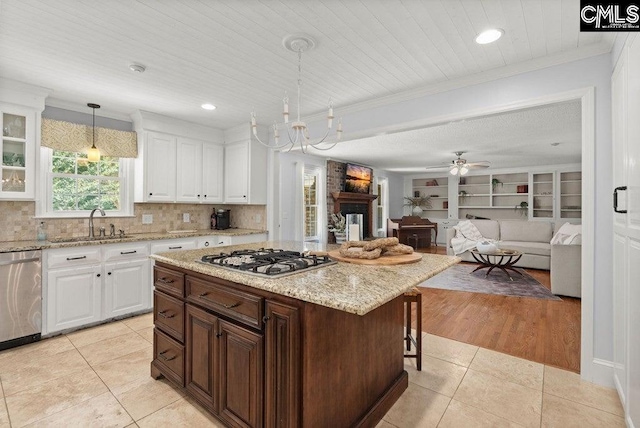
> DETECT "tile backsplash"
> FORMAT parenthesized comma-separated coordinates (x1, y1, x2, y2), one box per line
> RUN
(0, 201, 267, 242)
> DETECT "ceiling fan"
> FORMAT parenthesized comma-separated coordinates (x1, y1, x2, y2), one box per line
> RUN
(424, 151, 490, 176)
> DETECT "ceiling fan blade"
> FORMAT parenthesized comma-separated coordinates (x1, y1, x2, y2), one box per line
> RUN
(424, 164, 453, 170)
(465, 162, 491, 170)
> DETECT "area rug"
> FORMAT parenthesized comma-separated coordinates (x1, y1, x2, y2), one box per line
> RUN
(420, 263, 561, 300)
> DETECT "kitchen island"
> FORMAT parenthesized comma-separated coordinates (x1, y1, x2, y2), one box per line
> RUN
(150, 241, 459, 427)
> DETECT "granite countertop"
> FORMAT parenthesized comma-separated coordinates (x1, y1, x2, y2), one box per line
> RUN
(151, 240, 460, 316)
(0, 229, 267, 253)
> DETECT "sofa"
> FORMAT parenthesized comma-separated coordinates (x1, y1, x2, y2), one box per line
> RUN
(446, 220, 555, 270)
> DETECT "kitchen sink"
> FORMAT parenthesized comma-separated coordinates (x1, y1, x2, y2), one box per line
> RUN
(49, 235, 129, 243)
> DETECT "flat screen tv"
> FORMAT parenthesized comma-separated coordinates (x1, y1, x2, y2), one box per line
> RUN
(344, 163, 373, 194)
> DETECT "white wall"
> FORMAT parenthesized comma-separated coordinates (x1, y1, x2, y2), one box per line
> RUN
(376, 169, 404, 219)
(275, 151, 326, 242)
(306, 54, 614, 366)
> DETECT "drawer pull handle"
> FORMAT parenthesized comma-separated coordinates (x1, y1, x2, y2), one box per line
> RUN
(169, 246, 182, 250)
(158, 350, 176, 361)
(197, 292, 240, 309)
(158, 310, 175, 319)
(66, 256, 87, 261)
(158, 277, 175, 284)
(120, 250, 137, 255)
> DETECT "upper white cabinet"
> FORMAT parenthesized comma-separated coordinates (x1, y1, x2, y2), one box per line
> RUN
(223, 124, 268, 204)
(0, 80, 48, 201)
(0, 105, 38, 200)
(137, 131, 177, 202)
(133, 111, 224, 204)
(176, 138, 223, 204)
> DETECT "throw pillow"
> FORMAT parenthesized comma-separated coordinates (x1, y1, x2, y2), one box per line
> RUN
(551, 222, 582, 245)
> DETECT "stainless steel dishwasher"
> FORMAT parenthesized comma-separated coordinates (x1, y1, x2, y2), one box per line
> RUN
(0, 250, 42, 351)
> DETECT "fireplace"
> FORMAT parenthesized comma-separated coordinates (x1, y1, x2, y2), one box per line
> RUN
(331, 192, 378, 240)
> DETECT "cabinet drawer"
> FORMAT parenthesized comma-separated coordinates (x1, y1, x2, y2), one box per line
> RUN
(154, 291, 185, 342)
(104, 243, 149, 262)
(154, 328, 185, 387)
(150, 239, 197, 254)
(47, 247, 101, 269)
(154, 266, 185, 298)
(186, 276, 264, 330)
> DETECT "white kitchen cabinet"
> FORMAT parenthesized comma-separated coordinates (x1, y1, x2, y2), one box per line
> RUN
(197, 235, 232, 248)
(47, 264, 102, 333)
(103, 242, 151, 318)
(229, 233, 268, 245)
(176, 138, 223, 204)
(136, 132, 177, 202)
(45, 242, 150, 334)
(224, 140, 267, 204)
(201, 142, 223, 203)
(0, 105, 37, 200)
(104, 258, 149, 318)
(150, 238, 197, 254)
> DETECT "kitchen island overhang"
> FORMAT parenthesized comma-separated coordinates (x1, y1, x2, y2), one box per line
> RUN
(150, 241, 459, 427)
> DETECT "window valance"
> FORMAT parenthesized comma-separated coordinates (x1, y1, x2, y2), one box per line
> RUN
(41, 118, 138, 158)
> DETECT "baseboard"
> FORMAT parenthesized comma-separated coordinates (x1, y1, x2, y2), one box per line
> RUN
(584, 358, 615, 389)
(613, 373, 626, 407)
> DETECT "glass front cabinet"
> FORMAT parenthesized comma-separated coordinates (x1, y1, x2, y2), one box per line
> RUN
(1, 106, 36, 199)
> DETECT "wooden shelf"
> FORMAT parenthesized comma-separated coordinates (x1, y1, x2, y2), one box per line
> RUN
(459, 193, 490, 197)
(492, 193, 530, 196)
(414, 185, 448, 189)
(561, 179, 582, 183)
(562, 193, 581, 196)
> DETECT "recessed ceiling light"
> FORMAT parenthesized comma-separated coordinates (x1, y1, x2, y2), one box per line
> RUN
(201, 103, 216, 110)
(475, 28, 504, 44)
(129, 63, 146, 73)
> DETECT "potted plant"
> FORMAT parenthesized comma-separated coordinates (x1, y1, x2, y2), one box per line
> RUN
(491, 178, 503, 191)
(514, 201, 528, 217)
(403, 196, 432, 214)
(329, 212, 347, 243)
(458, 190, 469, 202)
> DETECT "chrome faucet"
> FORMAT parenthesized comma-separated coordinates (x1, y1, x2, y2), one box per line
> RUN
(88, 208, 106, 239)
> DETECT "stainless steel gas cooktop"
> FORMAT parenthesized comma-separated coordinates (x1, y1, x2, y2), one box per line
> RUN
(197, 248, 336, 278)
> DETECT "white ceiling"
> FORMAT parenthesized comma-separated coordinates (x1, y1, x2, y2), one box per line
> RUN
(324, 99, 582, 173)
(0, 1, 607, 173)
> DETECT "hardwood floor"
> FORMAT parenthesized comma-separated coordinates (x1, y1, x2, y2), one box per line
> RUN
(415, 245, 581, 373)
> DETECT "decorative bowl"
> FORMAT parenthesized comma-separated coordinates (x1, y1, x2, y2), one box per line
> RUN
(476, 241, 498, 254)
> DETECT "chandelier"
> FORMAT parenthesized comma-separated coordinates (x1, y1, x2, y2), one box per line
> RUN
(251, 35, 342, 153)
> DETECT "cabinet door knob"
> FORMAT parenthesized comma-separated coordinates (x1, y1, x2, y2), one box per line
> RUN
(215, 332, 223, 338)
(204, 195, 207, 198)
(107, 272, 111, 275)
(197, 194, 200, 198)
(262, 315, 271, 323)
(149, 193, 152, 196)
(97, 273, 101, 277)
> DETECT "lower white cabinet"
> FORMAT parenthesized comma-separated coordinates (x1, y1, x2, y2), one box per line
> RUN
(104, 259, 150, 319)
(229, 233, 268, 245)
(44, 243, 150, 335)
(43, 233, 267, 335)
(47, 264, 102, 333)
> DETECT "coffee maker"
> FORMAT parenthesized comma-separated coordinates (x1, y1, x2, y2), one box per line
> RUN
(216, 209, 230, 230)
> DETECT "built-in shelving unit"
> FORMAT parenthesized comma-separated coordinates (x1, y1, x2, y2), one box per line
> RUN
(412, 176, 449, 214)
(409, 168, 581, 223)
(560, 171, 582, 219)
(532, 172, 554, 218)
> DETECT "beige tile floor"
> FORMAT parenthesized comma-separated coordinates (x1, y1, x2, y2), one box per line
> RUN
(0, 315, 625, 428)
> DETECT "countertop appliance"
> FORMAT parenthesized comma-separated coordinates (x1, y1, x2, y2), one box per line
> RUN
(0, 250, 42, 351)
(198, 248, 336, 278)
(216, 209, 230, 230)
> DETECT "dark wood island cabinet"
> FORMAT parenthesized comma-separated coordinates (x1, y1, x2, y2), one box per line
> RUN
(150, 242, 459, 427)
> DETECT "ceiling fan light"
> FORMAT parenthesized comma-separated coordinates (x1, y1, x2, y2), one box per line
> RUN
(460, 166, 469, 175)
(450, 166, 459, 176)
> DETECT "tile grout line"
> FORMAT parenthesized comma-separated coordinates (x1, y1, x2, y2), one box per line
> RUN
(435, 396, 453, 427)
(0, 375, 13, 428)
(66, 331, 138, 426)
(541, 365, 624, 418)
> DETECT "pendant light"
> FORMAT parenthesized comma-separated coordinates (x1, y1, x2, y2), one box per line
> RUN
(87, 103, 101, 162)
